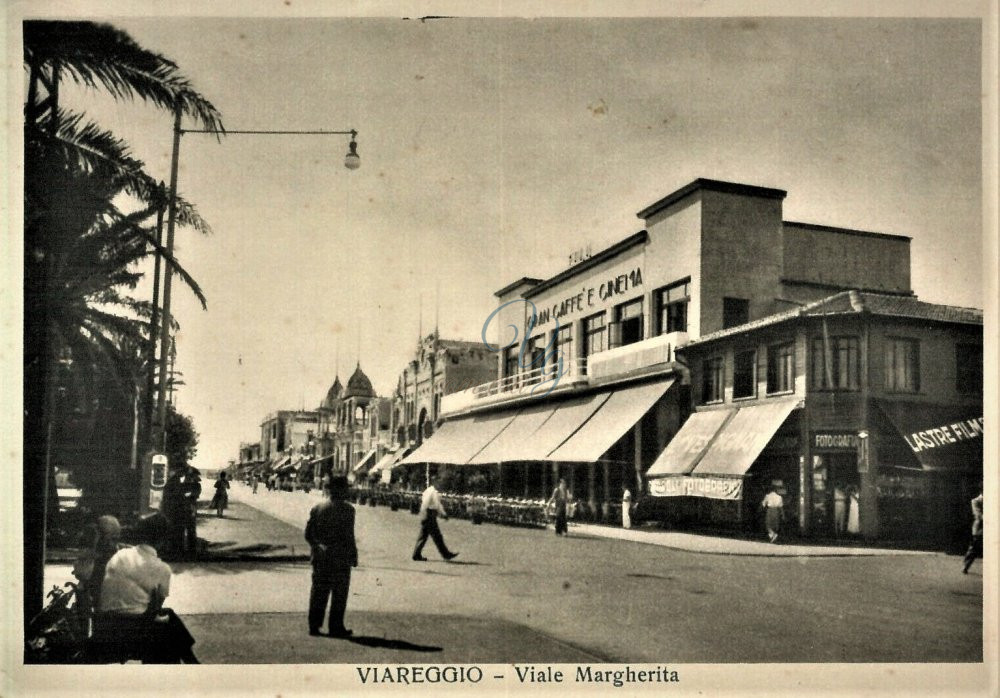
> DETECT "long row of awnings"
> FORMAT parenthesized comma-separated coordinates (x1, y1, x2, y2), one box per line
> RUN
(399, 379, 674, 467)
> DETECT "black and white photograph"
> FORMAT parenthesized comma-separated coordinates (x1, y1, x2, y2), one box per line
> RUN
(4, 1, 997, 695)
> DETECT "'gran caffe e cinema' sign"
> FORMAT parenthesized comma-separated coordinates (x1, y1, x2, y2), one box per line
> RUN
(535, 267, 643, 327)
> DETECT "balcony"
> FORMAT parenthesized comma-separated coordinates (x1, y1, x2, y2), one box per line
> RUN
(440, 331, 687, 416)
(589, 331, 686, 380)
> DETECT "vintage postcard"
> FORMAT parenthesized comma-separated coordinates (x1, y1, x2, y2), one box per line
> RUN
(4, 1, 997, 696)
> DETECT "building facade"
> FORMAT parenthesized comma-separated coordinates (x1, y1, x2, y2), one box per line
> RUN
(393, 331, 496, 448)
(646, 291, 982, 549)
(400, 178, 920, 521)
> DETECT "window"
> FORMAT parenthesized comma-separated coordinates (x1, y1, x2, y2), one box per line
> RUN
(810, 336, 860, 390)
(611, 298, 644, 348)
(733, 349, 757, 399)
(702, 357, 724, 403)
(767, 342, 795, 394)
(504, 345, 519, 379)
(526, 335, 547, 375)
(723, 297, 750, 329)
(956, 343, 983, 394)
(553, 324, 573, 373)
(885, 338, 920, 393)
(583, 312, 606, 358)
(655, 278, 690, 334)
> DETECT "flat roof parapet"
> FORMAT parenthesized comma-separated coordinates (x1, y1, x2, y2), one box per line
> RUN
(637, 178, 787, 220)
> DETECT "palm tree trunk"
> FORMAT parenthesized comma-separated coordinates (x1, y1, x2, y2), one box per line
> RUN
(23, 253, 54, 630)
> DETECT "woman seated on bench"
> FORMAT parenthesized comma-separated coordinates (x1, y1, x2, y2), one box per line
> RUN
(94, 514, 199, 663)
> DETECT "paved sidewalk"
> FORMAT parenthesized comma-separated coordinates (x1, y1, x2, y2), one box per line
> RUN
(231, 483, 936, 558)
(194, 500, 309, 561)
(572, 522, 936, 557)
(46, 499, 310, 564)
(184, 610, 603, 663)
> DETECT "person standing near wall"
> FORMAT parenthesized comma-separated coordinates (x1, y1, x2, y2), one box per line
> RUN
(962, 489, 984, 574)
(547, 478, 571, 537)
(622, 488, 633, 530)
(761, 484, 784, 543)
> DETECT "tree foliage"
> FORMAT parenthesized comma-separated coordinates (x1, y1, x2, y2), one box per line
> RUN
(165, 404, 199, 469)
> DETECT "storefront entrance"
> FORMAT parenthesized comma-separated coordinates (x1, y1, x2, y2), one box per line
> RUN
(811, 452, 860, 537)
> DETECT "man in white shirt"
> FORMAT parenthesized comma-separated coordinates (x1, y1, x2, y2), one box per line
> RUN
(94, 514, 198, 663)
(412, 475, 459, 562)
(100, 543, 171, 615)
(760, 485, 784, 544)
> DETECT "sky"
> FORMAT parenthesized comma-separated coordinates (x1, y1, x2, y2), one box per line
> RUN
(24, 10, 988, 471)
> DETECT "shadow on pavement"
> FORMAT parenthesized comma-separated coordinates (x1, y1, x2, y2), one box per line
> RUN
(444, 560, 488, 566)
(347, 636, 442, 653)
(171, 560, 308, 575)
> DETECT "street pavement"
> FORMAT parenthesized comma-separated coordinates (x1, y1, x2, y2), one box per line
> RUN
(44, 483, 984, 664)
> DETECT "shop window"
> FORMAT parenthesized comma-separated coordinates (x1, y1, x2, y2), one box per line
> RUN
(611, 297, 644, 348)
(723, 297, 750, 329)
(810, 336, 860, 390)
(655, 278, 690, 334)
(733, 349, 757, 399)
(885, 338, 920, 393)
(956, 343, 982, 394)
(767, 342, 795, 394)
(701, 356, 724, 403)
(553, 324, 573, 373)
(583, 312, 607, 364)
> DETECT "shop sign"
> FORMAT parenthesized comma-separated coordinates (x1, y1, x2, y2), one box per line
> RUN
(902, 417, 983, 453)
(648, 476, 743, 500)
(534, 267, 644, 328)
(813, 432, 860, 450)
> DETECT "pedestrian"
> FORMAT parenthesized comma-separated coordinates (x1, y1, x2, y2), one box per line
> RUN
(846, 485, 861, 535)
(962, 489, 984, 574)
(547, 478, 572, 536)
(412, 474, 459, 561)
(182, 466, 201, 554)
(761, 484, 784, 543)
(210, 472, 230, 518)
(73, 515, 124, 618)
(95, 514, 199, 663)
(161, 464, 188, 559)
(622, 488, 633, 530)
(250, 474, 259, 495)
(304, 476, 358, 637)
(834, 484, 848, 536)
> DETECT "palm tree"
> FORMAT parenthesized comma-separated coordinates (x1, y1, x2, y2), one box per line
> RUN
(23, 20, 223, 626)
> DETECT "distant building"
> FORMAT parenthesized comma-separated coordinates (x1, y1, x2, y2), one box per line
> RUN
(260, 409, 319, 480)
(393, 331, 496, 448)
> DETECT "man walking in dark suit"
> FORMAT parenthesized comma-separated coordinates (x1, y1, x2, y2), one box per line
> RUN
(412, 474, 459, 562)
(304, 476, 358, 637)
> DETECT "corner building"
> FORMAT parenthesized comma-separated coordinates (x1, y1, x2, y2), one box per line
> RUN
(646, 291, 982, 549)
(401, 178, 943, 531)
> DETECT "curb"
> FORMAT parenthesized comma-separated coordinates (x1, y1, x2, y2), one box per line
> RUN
(570, 525, 940, 558)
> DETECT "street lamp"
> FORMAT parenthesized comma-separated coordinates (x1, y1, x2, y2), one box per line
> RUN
(151, 112, 360, 455)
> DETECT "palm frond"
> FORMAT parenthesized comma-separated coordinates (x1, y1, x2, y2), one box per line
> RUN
(24, 20, 224, 132)
(131, 227, 208, 310)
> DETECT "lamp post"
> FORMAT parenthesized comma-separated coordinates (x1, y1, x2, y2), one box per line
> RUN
(151, 113, 360, 456)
